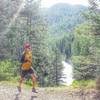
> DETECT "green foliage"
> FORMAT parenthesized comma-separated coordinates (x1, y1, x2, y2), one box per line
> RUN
(72, 22, 97, 80)
(72, 80, 96, 89)
(0, 60, 19, 81)
(0, 0, 22, 59)
(72, 23, 94, 56)
(0, 0, 66, 87)
(1, 0, 100, 88)
(48, 48, 63, 86)
(42, 3, 86, 37)
(55, 33, 73, 59)
(72, 56, 97, 80)
(88, 0, 100, 90)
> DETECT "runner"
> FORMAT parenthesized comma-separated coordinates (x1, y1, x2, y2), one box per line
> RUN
(17, 42, 37, 93)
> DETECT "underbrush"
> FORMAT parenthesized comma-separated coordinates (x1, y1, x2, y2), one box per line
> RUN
(71, 80, 96, 89)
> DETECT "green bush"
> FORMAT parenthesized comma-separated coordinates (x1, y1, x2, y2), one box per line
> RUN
(71, 80, 96, 89)
(71, 56, 97, 80)
(0, 60, 20, 81)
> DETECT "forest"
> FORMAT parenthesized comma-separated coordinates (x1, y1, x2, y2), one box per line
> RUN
(0, 0, 100, 100)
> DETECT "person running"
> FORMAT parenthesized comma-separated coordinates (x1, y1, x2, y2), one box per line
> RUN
(17, 42, 37, 93)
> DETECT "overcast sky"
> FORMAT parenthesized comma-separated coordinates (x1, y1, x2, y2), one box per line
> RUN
(41, 0, 89, 8)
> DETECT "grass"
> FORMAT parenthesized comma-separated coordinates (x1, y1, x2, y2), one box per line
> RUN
(71, 80, 96, 89)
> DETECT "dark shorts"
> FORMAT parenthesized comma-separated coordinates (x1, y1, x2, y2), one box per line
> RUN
(21, 68, 34, 78)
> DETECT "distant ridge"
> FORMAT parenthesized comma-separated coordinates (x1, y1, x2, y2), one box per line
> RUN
(41, 3, 87, 36)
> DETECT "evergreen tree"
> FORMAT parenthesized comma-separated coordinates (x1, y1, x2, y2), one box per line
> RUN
(72, 23, 97, 80)
(87, 0, 100, 90)
(56, 33, 73, 59)
(48, 46, 63, 86)
(0, 0, 22, 59)
(18, 0, 50, 86)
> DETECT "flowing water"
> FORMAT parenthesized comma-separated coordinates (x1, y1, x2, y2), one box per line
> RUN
(61, 61, 74, 86)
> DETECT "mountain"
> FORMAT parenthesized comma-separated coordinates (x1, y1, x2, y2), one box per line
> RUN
(41, 3, 87, 37)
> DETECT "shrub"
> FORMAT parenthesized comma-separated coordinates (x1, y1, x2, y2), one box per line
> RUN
(72, 80, 96, 89)
(0, 60, 20, 81)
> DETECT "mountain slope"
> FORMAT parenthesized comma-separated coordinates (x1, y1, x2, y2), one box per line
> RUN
(41, 3, 87, 36)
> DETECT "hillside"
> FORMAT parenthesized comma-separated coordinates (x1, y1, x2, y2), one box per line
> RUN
(41, 3, 87, 37)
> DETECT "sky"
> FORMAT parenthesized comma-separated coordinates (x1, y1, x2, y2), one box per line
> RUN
(41, 0, 89, 8)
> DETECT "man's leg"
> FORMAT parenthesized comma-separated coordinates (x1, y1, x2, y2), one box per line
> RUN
(19, 76, 24, 87)
(17, 69, 25, 92)
(31, 74, 37, 93)
(17, 76, 24, 92)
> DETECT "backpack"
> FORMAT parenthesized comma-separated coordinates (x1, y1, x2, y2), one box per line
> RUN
(20, 53, 25, 63)
(21, 50, 32, 70)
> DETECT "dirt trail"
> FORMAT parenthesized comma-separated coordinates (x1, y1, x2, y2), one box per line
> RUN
(0, 83, 98, 100)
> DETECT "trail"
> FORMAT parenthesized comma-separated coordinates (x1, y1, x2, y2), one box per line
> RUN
(0, 83, 97, 100)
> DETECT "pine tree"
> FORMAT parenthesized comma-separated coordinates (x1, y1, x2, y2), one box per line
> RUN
(72, 23, 97, 80)
(17, 0, 50, 86)
(0, 0, 22, 59)
(48, 46, 63, 86)
(88, 0, 100, 91)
